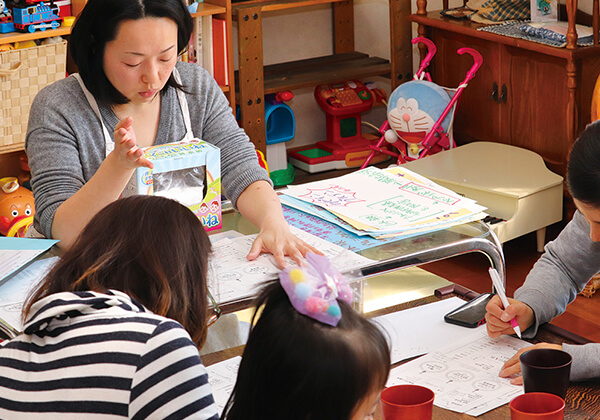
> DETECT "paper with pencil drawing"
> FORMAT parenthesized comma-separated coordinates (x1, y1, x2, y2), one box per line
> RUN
(387, 328, 529, 415)
(208, 226, 374, 305)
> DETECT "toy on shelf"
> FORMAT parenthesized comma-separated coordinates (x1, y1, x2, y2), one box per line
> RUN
(14, 39, 36, 49)
(9, 0, 48, 6)
(361, 37, 482, 169)
(287, 79, 391, 173)
(13, 1, 62, 33)
(0, 177, 34, 237)
(264, 91, 296, 186)
(0, 0, 15, 33)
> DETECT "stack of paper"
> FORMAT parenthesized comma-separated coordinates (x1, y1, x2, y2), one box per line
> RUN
(281, 166, 487, 240)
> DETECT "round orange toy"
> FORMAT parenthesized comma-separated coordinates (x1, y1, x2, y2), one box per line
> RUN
(0, 177, 34, 237)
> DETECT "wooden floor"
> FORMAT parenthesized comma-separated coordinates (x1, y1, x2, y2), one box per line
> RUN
(422, 222, 600, 343)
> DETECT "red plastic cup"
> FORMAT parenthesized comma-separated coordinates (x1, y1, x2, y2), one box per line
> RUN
(509, 392, 565, 420)
(380, 384, 434, 420)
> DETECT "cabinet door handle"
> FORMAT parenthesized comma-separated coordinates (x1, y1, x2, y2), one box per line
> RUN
(489, 82, 498, 102)
(497, 84, 508, 103)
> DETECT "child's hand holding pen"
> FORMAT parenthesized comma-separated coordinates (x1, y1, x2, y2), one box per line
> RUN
(485, 294, 535, 338)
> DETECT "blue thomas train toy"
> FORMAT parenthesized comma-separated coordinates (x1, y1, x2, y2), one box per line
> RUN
(13, 1, 62, 33)
(0, 0, 15, 34)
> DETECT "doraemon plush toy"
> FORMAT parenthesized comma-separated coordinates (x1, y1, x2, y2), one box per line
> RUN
(385, 80, 454, 160)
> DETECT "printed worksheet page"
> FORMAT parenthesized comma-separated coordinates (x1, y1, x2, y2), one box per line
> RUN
(387, 328, 529, 415)
(206, 356, 241, 414)
(208, 226, 373, 304)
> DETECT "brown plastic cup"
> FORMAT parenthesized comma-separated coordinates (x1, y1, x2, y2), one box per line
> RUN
(520, 349, 572, 399)
(510, 392, 565, 419)
(380, 384, 434, 420)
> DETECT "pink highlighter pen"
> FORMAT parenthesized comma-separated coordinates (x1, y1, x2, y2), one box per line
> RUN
(488, 267, 522, 339)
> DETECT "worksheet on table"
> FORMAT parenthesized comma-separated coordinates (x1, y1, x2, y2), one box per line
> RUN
(208, 226, 374, 304)
(0, 237, 58, 282)
(206, 356, 241, 414)
(0, 257, 60, 333)
(387, 328, 529, 416)
(373, 297, 486, 364)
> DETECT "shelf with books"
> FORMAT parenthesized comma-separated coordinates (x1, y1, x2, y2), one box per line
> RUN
(191, 2, 227, 16)
(188, 0, 235, 111)
(232, 0, 412, 155)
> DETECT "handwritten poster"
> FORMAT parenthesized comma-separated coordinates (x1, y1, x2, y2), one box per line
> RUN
(284, 167, 485, 234)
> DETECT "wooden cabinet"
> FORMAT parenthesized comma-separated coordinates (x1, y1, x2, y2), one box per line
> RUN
(410, 5, 600, 178)
(233, 0, 413, 154)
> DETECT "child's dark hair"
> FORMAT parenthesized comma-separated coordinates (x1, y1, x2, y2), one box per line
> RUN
(69, 0, 192, 104)
(24, 195, 212, 347)
(567, 121, 600, 207)
(223, 281, 391, 420)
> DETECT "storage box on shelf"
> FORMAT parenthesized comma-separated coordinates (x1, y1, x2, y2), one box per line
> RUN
(0, 0, 85, 158)
(233, 0, 412, 154)
(0, 41, 67, 153)
(409, 0, 600, 179)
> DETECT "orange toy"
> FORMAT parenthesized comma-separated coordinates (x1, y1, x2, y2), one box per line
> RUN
(0, 177, 34, 237)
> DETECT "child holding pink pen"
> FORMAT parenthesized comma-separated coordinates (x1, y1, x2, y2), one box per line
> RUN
(486, 120, 600, 383)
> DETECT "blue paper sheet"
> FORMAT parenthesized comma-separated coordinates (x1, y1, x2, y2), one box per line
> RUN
(282, 205, 407, 252)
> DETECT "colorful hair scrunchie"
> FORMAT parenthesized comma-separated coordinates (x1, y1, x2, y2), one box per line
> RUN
(279, 252, 354, 326)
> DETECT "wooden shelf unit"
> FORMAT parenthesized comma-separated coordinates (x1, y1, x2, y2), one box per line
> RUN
(409, 1, 600, 178)
(233, 0, 412, 154)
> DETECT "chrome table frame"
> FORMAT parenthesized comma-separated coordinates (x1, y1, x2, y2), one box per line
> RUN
(216, 211, 505, 314)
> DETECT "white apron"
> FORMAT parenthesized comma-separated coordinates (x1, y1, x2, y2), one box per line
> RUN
(27, 68, 194, 238)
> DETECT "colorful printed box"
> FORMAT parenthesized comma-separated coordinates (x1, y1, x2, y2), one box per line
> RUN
(123, 139, 221, 231)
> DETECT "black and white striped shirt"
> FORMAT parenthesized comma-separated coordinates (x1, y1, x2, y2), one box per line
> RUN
(0, 290, 219, 419)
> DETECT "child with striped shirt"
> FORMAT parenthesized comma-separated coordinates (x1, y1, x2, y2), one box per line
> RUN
(0, 195, 219, 419)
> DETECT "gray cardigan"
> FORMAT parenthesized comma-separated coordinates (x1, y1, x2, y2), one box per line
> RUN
(26, 62, 270, 238)
(515, 210, 600, 381)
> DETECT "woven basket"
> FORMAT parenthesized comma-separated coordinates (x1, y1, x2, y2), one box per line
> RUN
(0, 40, 67, 153)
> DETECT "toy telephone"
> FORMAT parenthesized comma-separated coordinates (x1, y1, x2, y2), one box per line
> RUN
(287, 79, 390, 173)
(314, 80, 374, 116)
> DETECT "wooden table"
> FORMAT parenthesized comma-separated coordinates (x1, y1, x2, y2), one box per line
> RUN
(202, 294, 600, 419)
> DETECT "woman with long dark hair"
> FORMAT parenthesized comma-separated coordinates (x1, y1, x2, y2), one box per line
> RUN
(0, 195, 219, 419)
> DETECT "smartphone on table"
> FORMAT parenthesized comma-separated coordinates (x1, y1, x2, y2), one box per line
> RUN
(444, 292, 495, 328)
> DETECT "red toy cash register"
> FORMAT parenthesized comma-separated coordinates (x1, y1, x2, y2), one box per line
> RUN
(287, 80, 390, 173)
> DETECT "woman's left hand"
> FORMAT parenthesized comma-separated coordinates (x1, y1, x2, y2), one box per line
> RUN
(247, 218, 321, 268)
(499, 342, 563, 385)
